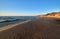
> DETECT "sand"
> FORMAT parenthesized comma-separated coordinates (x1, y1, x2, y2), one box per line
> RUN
(0, 16, 60, 39)
(0, 20, 31, 31)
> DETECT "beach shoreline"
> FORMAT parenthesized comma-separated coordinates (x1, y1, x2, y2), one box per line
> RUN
(0, 20, 31, 31)
(0, 16, 60, 39)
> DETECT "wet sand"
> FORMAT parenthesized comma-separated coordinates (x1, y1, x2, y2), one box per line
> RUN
(0, 16, 60, 39)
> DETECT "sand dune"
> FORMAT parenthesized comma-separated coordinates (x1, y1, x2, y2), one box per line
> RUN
(0, 17, 60, 39)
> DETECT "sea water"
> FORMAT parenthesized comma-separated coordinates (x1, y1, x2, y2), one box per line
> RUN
(0, 16, 37, 28)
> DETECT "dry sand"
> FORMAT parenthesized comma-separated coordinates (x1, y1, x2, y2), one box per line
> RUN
(0, 16, 60, 39)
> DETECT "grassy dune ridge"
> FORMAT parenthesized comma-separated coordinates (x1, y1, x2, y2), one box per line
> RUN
(0, 16, 60, 39)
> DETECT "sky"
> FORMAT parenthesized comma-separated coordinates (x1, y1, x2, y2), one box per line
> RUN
(0, 0, 60, 16)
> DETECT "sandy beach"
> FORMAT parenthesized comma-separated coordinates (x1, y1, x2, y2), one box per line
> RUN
(0, 16, 60, 39)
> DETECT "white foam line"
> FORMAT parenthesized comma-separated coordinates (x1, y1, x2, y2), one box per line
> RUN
(0, 20, 31, 31)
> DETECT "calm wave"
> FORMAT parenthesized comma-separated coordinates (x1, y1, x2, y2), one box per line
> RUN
(0, 16, 37, 27)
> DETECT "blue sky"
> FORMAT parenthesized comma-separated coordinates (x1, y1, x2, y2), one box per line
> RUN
(0, 0, 60, 16)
